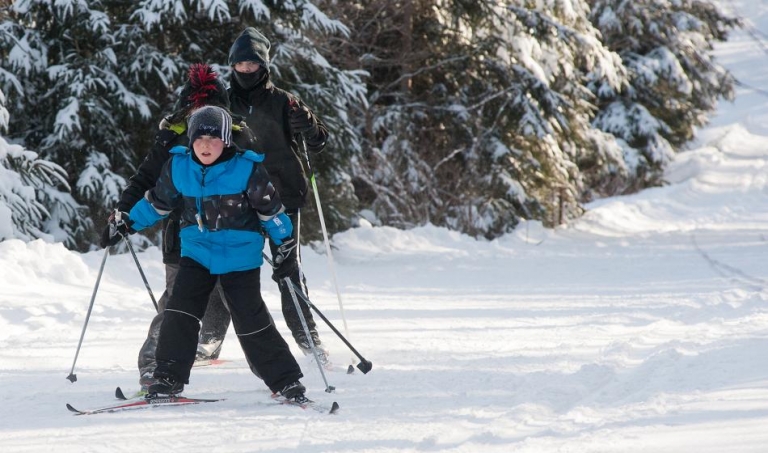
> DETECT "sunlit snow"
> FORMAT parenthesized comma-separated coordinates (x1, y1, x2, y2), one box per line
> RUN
(2, 1, 768, 452)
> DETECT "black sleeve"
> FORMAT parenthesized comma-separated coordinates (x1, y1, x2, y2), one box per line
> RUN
(145, 158, 182, 215)
(117, 128, 181, 212)
(233, 120, 258, 151)
(245, 163, 284, 218)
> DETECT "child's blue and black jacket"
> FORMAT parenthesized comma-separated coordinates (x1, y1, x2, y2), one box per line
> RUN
(129, 145, 284, 274)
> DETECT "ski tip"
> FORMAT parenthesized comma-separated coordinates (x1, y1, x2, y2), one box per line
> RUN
(115, 386, 127, 400)
(346, 365, 355, 374)
(330, 401, 340, 414)
(66, 403, 83, 415)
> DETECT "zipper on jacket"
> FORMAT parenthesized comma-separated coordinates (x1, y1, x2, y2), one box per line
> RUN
(196, 167, 208, 231)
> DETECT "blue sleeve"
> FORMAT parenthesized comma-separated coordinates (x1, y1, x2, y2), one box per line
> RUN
(128, 158, 179, 231)
(129, 198, 166, 231)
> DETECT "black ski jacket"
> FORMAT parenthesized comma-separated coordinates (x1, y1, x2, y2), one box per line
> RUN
(117, 119, 257, 264)
(228, 73, 328, 210)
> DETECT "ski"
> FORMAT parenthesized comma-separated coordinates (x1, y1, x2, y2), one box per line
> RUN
(319, 362, 354, 374)
(271, 394, 340, 415)
(300, 353, 353, 374)
(193, 358, 231, 367)
(115, 386, 146, 401)
(322, 362, 355, 374)
(73, 387, 336, 416)
(67, 394, 223, 415)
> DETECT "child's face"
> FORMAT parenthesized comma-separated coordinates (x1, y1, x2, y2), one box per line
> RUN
(193, 136, 225, 165)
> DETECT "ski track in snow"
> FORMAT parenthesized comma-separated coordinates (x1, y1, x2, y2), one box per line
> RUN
(4, 1, 768, 451)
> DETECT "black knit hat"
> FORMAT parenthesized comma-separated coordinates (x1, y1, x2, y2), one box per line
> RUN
(187, 106, 233, 147)
(173, 63, 230, 116)
(228, 28, 271, 71)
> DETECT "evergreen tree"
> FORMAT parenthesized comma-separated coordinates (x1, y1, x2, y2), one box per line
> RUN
(587, 0, 740, 194)
(0, 0, 367, 247)
(0, 0, 152, 247)
(327, 0, 627, 235)
(0, 87, 84, 244)
(0, 0, 742, 244)
(123, 0, 368, 240)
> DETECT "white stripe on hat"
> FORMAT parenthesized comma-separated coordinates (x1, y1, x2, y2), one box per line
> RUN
(220, 108, 232, 146)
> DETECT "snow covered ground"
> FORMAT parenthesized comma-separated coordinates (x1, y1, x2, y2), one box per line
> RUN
(4, 1, 768, 451)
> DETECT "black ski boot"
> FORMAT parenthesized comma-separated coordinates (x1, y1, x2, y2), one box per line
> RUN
(296, 331, 330, 366)
(139, 371, 156, 393)
(195, 338, 223, 364)
(147, 374, 184, 397)
(279, 381, 308, 403)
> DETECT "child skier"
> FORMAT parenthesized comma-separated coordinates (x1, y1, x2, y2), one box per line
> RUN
(101, 63, 253, 389)
(106, 105, 307, 401)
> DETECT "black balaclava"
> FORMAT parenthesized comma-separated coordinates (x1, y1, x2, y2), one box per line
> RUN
(229, 28, 271, 91)
(233, 66, 268, 91)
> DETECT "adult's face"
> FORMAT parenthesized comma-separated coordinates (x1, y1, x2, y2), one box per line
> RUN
(234, 61, 261, 73)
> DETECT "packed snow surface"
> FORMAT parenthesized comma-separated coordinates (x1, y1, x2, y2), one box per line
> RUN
(3, 0, 768, 451)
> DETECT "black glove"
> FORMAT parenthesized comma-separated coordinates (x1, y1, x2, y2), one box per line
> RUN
(289, 100, 315, 134)
(99, 210, 134, 248)
(155, 127, 181, 148)
(274, 237, 297, 266)
(274, 260, 299, 280)
(273, 237, 299, 279)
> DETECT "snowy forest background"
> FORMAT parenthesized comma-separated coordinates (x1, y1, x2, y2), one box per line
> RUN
(0, 0, 743, 250)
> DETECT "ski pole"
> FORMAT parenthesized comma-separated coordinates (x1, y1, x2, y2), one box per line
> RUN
(295, 135, 353, 362)
(66, 247, 110, 383)
(289, 278, 372, 374)
(264, 253, 372, 374)
(124, 237, 158, 312)
(284, 277, 335, 392)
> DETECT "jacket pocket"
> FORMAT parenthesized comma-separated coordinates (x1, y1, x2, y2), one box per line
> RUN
(163, 218, 181, 255)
